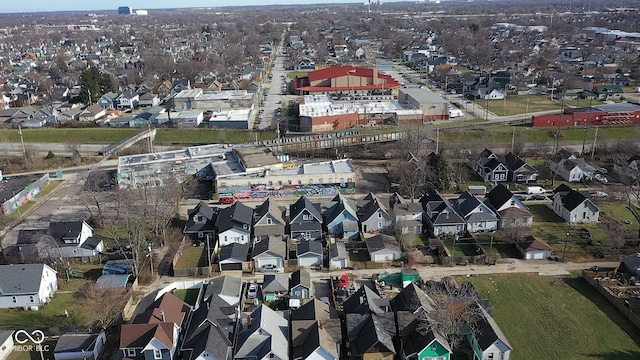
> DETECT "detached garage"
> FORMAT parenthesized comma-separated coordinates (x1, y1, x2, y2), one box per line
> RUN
(218, 243, 249, 271)
(54, 332, 106, 360)
(516, 235, 553, 260)
(366, 234, 401, 262)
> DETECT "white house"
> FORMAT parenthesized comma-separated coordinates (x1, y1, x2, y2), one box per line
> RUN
(468, 306, 512, 360)
(0, 331, 14, 360)
(366, 234, 402, 262)
(0, 264, 58, 310)
(516, 236, 553, 260)
(552, 185, 600, 223)
(54, 332, 107, 360)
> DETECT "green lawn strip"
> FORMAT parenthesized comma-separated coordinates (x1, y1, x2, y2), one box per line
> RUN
(174, 245, 207, 269)
(475, 95, 563, 116)
(173, 289, 200, 306)
(466, 273, 640, 360)
(0, 128, 137, 143)
(286, 71, 308, 79)
(0, 278, 90, 330)
(598, 201, 638, 230)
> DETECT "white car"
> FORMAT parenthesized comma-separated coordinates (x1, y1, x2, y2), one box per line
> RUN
(247, 283, 258, 299)
(594, 174, 608, 183)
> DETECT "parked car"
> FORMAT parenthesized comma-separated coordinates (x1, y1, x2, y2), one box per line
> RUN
(260, 264, 277, 271)
(592, 191, 608, 198)
(247, 282, 259, 299)
(594, 174, 608, 183)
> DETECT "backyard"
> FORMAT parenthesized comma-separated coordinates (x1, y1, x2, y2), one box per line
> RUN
(173, 288, 201, 306)
(174, 245, 208, 269)
(475, 94, 562, 116)
(465, 273, 640, 360)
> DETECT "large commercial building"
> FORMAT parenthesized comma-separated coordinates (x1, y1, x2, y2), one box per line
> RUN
(398, 88, 451, 121)
(172, 89, 256, 129)
(294, 65, 401, 95)
(532, 103, 640, 127)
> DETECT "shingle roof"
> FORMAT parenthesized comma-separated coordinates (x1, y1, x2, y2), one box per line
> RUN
(133, 292, 191, 326)
(262, 274, 290, 293)
(358, 196, 390, 222)
(474, 305, 512, 352)
(290, 269, 311, 290)
(252, 236, 286, 258)
(390, 282, 436, 313)
(253, 198, 285, 225)
(518, 236, 553, 252)
(346, 313, 396, 356)
(296, 240, 323, 256)
(343, 284, 386, 315)
(485, 184, 515, 210)
(218, 243, 249, 262)
(234, 305, 288, 360)
(559, 189, 589, 211)
(120, 323, 174, 350)
(366, 234, 400, 253)
(48, 221, 86, 242)
(0, 264, 52, 295)
(54, 333, 102, 353)
(216, 202, 253, 233)
(290, 196, 322, 222)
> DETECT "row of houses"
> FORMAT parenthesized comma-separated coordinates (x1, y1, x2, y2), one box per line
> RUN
(117, 275, 511, 360)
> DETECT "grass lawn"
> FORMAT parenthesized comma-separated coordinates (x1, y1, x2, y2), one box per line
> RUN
(174, 245, 208, 269)
(475, 95, 562, 116)
(598, 201, 639, 231)
(465, 273, 640, 360)
(0, 128, 137, 143)
(286, 70, 308, 79)
(173, 288, 201, 306)
(0, 278, 90, 330)
(441, 237, 478, 257)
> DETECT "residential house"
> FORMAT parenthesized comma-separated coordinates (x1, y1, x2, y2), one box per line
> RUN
(47, 220, 104, 258)
(366, 234, 402, 262)
(343, 284, 388, 315)
(421, 190, 466, 237)
(57, 108, 82, 122)
(296, 240, 323, 267)
(120, 293, 191, 360)
(218, 243, 249, 272)
(32, 107, 57, 124)
(516, 235, 553, 260)
(181, 276, 242, 360)
(117, 89, 140, 109)
(252, 198, 285, 242)
(358, 193, 393, 234)
(618, 253, 640, 281)
(290, 299, 341, 360)
(503, 152, 538, 183)
(473, 149, 509, 183)
(0, 263, 57, 310)
(390, 282, 436, 314)
(590, 84, 623, 101)
(216, 202, 253, 248)
(396, 311, 451, 360)
(451, 192, 499, 232)
(0, 331, 14, 360)
(251, 236, 286, 273)
(289, 269, 311, 300)
(262, 274, 290, 301)
(328, 241, 349, 269)
(79, 104, 107, 121)
(233, 305, 288, 360)
(389, 193, 423, 235)
(54, 332, 107, 360)
(139, 93, 160, 107)
(614, 155, 640, 181)
(345, 313, 396, 360)
(467, 306, 512, 360)
(324, 194, 359, 239)
(484, 184, 533, 230)
(289, 196, 323, 241)
(552, 185, 600, 223)
(184, 202, 218, 240)
(550, 148, 595, 182)
(97, 92, 118, 109)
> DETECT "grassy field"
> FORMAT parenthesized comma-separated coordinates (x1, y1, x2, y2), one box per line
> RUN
(0, 278, 90, 329)
(465, 273, 640, 360)
(286, 70, 308, 79)
(0, 128, 138, 143)
(173, 288, 201, 306)
(598, 201, 639, 231)
(174, 245, 208, 269)
(564, 98, 605, 107)
(475, 95, 563, 116)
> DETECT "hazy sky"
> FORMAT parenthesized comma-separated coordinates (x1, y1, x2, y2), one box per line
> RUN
(4, 1, 405, 14)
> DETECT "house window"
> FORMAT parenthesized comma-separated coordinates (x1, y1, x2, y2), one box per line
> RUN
(297, 180, 302, 185)
(303, 214, 311, 221)
(278, 180, 282, 185)
(583, 212, 587, 219)
(29, 296, 34, 303)
(196, 216, 205, 222)
(153, 350, 162, 359)
(126, 349, 136, 357)
(378, 221, 382, 228)
(12, 296, 17, 303)
(224, 236, 228, 242)
(267, 218, 272, 225)
(378, 212, 382, 218)
(488, 354, 494, 360)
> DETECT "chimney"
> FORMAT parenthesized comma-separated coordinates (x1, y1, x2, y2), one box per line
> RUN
(160, 310, 165, 322)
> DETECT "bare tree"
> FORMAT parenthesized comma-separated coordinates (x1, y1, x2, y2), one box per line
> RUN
(77, 282, 129, 330)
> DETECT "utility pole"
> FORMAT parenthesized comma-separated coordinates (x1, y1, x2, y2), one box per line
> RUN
(581, 126, 588, 155)
(435, 128, 440, 154)
(511, 126, 515, 152)
(590, 125, 598, 160)
(148, 245, 153, 276)
(562, 232, 569, 262)
(18, 125, 26, 157)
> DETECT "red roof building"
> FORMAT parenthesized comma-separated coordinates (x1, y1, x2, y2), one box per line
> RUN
(294, 65, 401, 95)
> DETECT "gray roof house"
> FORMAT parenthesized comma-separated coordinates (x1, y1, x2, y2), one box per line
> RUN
(233, 305, 288, 360)
(389, 193, 424, 235)
(549, 148, 595, 182)
(421, 190, 466, 237)
(290, 299, 341, 360)
(551, 185, 599, 223)
(184, 202, 218, 239)
(181, 276, 241, 360)
(54, 332, 107, 360)
(358, 193, 393, 234)
(345, 313, 396, 359)
(289, 269, 311, 300)
(467, 305, 512, 360)
(296, 240, 323, 267)
(328, 241, 349, 269)
(484, 184, 533, 230)
(252, 198, 285, 240)
(451, 191, 499, 232)
(218, 243, 249, 272)
(0, 263, 58, 310)
(289, 196, 323, 241)
(216, 202, 253, 248)
(343, 284, 389, 315)
(262, 274, 290, 301)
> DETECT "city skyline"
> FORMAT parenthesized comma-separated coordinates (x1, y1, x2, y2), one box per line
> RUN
(2, 0, 407, 14)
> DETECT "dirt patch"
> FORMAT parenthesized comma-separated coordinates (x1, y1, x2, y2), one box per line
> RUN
(353, 159, 390, 194)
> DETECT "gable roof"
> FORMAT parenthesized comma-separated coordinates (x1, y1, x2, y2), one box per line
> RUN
(474, 305, 512, 352)
(518, 235, 553, 252)
(296, 240, 323, 256)
(253, 198, 285, 225)
(485, 184, 515, 210)
(234, 305, 288, 360)
(290, 298, 335, 322)
(366, 234, 400, 253)
(216, 201, 253, 233)
(184, 202, 217, 233)
(325, 196, 358, 224)
(133, 292, 191, 326)
(390, 282, 436, 313)
(346, 313, 396, 356)
(0, 264, 53, 295)
(452, 191, 487, 217)
(557, 188, 591, 211)
(252, 237, 286, 258)
(218, 243, 249, 262)
(120, 323, 175, 350)
(262, 274, 290, 293)
(48, 221, 88, 242)
(290, 269, 311, 290)
(343, 284, 387, 315)
(290, 196, 322, 222)
(358, 196, 390, 222)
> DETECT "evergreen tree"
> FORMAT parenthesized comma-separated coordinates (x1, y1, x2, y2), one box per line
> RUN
(79, 67, 101, 104)
(430, 152, 450, 191)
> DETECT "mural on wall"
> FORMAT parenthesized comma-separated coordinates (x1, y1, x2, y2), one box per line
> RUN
(218, 182, 355, 201)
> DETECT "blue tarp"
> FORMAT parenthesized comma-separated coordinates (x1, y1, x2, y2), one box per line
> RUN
(102, 259, 135, 275)
(96, 274, 130, 290)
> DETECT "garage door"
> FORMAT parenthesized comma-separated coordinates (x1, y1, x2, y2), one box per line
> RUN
(533, 251, 545, 259)
(221, 262, 242, 271)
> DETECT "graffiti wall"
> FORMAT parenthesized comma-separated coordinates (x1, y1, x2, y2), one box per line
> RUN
(218, 182, 355, 201)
